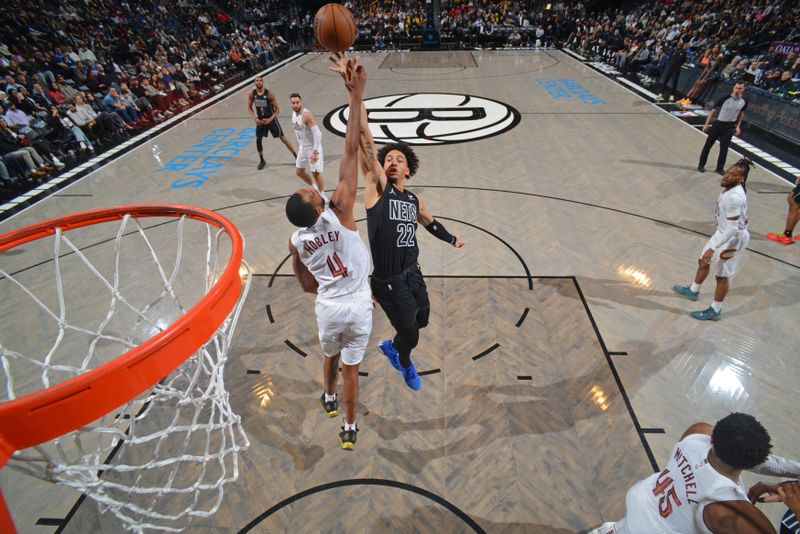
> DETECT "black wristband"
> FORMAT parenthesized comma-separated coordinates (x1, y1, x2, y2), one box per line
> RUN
(425, 219, 456, 245)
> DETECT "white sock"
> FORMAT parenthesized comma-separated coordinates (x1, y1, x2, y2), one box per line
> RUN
(690, 282, 701, 293)
(711, 301, 722, 313)
(344, 420, 356, 431)
(324, 393, 336, 402)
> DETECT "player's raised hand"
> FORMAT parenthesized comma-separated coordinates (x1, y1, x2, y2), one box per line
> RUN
(328, 52, 365, 95)
(328, 52, 351, 81)
(453, 232, 465, 248)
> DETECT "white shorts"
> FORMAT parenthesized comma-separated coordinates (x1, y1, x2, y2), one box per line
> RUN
(700, 230, 750, 278)
(315, 292, 372, 365)
(296, 145, 323, 173)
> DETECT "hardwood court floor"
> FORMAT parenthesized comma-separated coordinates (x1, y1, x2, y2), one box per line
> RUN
(1, 50, 797, 533)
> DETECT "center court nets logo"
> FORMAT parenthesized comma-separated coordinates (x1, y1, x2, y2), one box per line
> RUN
(323, 93, 521, 145)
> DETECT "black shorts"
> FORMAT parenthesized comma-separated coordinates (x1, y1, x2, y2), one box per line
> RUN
(792, 183, 800, 203)
(256, 120, 284, 138)
(371, 267, 429, 329)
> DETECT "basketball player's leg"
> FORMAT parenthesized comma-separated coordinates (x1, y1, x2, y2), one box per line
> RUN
(768, 186, 800, 244)
(316, 299, 345, 417)
(295, 147, 314, 185)
(376, 292, 419, 369)
(372, 277, 422, 389)
(255, 125, 267, 169)
(337, 299, 372, 450)
(311, 170, 324, 193)
(712, 234, 748, 306)
(786, 188, 800, 236)
(295, 165, 314, 186)
(673, 240, 714, 301)
(409, 270, 431, 331)
(691, 233, 748, 320)
(322, 352, 340, 397)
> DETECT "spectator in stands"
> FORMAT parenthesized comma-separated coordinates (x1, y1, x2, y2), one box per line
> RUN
(102, 87, 140, 127)
(66, 97, 109, 146)
(642, 46, 668, 81)
(30, 83, 53, 109)
(0, 117, 62, 172)
(45, 105, 94, 153)
(656, 41, 687, 102)
(47, 82, 68, 106)
(771, 70, 799, 99)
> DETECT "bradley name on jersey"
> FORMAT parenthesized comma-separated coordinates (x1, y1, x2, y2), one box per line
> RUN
(302, 230, 341, 256)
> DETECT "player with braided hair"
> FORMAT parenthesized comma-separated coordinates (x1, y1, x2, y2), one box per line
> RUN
(673, 158, 752, 321)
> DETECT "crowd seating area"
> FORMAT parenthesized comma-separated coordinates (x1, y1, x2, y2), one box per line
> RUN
(2, 0, 798, 201)
(564, 1, 799, 102)
(0, 0, 292, 200)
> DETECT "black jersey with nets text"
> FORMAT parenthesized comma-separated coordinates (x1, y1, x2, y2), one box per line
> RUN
(252, 89, 275, 120)
(366, 183, 420, 280)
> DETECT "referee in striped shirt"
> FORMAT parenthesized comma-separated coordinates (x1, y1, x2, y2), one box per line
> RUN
(698, 82, 747, 175)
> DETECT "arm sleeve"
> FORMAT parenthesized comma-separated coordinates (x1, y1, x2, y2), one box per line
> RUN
(750, 454, 800, 478)
(311, 125, 322, 152)
(424, 219, 456, 245)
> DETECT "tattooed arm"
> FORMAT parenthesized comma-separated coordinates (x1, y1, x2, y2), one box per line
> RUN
(357, 101, 387, 210)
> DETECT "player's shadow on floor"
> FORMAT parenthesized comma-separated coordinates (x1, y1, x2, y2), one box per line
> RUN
(573, 275, 799, 316)
(379, 504, 576, 534)
(228, 368, 327, 472)
(618, 159, 698, 172)
(372, 339, 686, 474)
(565, 276, 696, 315)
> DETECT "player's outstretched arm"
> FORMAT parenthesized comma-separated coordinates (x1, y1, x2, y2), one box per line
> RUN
(418, 195, 465, 248)
(304, 111, 323, 164)
(289, 239, 318, 294)
(358, 101, 387, 209)
(328, 52, 365, 231)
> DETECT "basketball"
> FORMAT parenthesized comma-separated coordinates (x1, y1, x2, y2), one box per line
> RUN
(314, 3, 357, 52)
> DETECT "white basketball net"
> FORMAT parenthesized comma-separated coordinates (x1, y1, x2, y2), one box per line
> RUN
(0, 213, 250, 532)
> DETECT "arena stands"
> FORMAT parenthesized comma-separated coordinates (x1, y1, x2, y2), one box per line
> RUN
(1, 0, 798, 201)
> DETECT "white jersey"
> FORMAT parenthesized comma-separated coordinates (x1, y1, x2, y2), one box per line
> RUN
(292, 108, 316, 148)
(627, 434, 749, 534)
(714, 185, 748, 236)
(290, 207, 370, 300)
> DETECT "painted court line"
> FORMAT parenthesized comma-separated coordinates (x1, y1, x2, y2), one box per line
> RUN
(616, 76, 658, 99)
